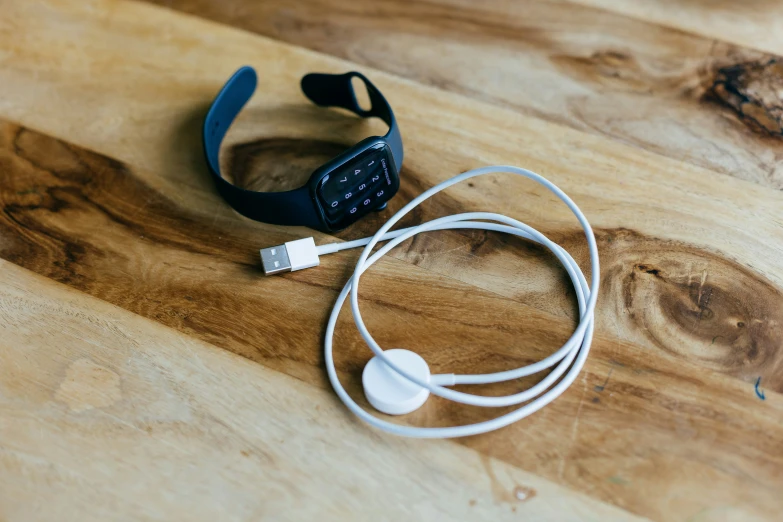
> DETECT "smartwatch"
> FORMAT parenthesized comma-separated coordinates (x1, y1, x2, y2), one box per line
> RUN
(202, 66, 403, 232)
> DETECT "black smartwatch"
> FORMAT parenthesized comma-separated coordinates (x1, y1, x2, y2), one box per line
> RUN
(202, 66, 403, 232)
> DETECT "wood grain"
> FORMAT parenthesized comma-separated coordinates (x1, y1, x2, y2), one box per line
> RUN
(566, 0, 783, 56)
(1, 0, 783, 520)
(1, 261, 643, 521)
(4, 116, 783, 521)
(149, 0, 783, 188)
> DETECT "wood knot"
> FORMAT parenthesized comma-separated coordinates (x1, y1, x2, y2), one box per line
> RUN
(636, 264, 660, 276)
(706, 56, 783, 136)
(599, 231, 783, 390)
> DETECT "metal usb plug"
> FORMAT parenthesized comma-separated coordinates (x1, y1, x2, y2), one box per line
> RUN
(260, 245, 292, 275)
(260, 237, 320, 276)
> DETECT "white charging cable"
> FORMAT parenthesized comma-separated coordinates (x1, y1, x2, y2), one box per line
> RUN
(260, 165, 599, 438)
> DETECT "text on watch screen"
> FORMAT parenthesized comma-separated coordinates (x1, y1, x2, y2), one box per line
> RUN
(317, 147, 393, 227)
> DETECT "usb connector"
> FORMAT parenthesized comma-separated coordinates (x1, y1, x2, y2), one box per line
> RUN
(260, 237, 320, 275)
(259, 244, 292, 275)
(259, 228, 414, 276)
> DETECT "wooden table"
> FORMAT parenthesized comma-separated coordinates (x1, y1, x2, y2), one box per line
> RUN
(1, 1, 781, 520)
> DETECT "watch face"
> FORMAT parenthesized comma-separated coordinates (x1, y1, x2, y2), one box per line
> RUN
(316, 144, 398, 230)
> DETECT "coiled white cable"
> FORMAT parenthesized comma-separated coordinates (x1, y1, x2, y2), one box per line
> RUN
(300, 165, 597, 438)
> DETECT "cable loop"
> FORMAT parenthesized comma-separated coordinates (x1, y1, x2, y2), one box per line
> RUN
(324, 166, 599, 438)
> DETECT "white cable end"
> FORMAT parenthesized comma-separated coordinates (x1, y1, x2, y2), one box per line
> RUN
(362, 349, 430, 415)
(260, 237, 320, 275)
(285, 237, 320, 271)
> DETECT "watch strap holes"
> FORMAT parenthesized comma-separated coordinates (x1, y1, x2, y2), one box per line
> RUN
(351, 75, 373, 113)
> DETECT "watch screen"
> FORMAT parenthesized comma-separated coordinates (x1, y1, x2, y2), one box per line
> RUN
(316, 145, 397, 229)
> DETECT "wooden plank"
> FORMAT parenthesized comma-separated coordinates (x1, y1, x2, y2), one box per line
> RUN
(0, 261, 641, 521)
(2, 119, 783, 521)
(1, 0, 782, 520)
(144, 0, 783, 188)
(563, 0, 783, 56)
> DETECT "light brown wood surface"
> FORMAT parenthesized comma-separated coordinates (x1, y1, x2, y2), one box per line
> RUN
(1, 0, 782, 521)
(1, 260, 637, 522)
(151, 0, 783, 188)
(568, 0, 783, 56)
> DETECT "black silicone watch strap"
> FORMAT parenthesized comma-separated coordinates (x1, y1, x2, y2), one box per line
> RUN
(202, 66, 402, 229)
(300, 71, 403, 170)
(202, 67, 321, 228)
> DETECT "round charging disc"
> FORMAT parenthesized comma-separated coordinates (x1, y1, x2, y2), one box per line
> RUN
(362, 349, 430, 415)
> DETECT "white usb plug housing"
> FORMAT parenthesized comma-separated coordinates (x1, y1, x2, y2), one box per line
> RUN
(260, 237, 320, 275)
